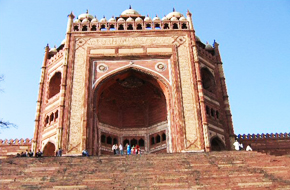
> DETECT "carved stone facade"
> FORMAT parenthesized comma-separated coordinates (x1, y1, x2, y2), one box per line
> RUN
(32, 8, 234, 156)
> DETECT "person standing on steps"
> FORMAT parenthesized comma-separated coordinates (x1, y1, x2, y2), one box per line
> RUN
(233, 139, 241, 151)
(119, 143, 123, 155)
(246, 144, 253, 151)
(112, 144, 116, 155)
(136, 145, 140, 155)
(127, 143, 131, 155)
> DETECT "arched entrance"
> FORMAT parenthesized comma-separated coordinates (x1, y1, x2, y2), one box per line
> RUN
(93, 68, 169, 155)
(43, 142, 56, 156)
(210, 137, 226, 151)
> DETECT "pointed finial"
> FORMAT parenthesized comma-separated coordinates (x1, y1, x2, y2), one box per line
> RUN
(187, 9, 192, 16)
(173, 8, 175, 12)
(112, 15, 114, 18)
(156, 14, 158, 17)
(103, 15, 105, 18)
(147, 14, 149, 17)
(86, 9, 89, 14)
(129, 5, 132, 9)
(46, 43, 49, 48)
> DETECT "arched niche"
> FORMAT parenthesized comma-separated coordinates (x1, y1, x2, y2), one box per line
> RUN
(48, 72, 62, 99)
(201, 68, 215, 93)
(43, 142, 56, 156)
(210, 136, 225, 151)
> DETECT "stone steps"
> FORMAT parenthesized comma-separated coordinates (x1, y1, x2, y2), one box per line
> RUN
(1, 151, 290, 189)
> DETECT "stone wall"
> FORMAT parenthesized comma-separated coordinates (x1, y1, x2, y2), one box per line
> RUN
(237, 133, 290, 156)
(0, 138, 32, 156)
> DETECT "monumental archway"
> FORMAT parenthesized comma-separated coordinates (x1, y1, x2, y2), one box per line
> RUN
(92, 68, 170, 155)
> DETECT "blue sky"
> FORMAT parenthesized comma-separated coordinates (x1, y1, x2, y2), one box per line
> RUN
(0, 0, 289, 139)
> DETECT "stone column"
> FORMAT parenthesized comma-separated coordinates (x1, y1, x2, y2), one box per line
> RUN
(58, 12, 75, 151)
(32, 44, 49, 153)
(187, 10, 210, 152)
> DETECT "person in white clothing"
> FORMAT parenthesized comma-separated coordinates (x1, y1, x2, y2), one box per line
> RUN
(233, 139, 241, 151)
(246, 144, 253, 151)
(119, 144, 123, 155)
(112, 144, 116, 155)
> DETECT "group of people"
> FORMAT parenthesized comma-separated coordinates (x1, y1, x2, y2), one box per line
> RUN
(16, 149, 43, 157)
(233, 139, 252, 151)
(112, 144, 140, 155)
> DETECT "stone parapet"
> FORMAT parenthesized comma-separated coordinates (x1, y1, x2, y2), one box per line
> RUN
(0, 138, 32, 156)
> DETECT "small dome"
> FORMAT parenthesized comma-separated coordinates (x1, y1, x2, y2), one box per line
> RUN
(162, 15, 169, 21)
(82, 18, 89, 23)
(117, 17, 125, 22)
(195, 36, 201, 42)
(135, 17, 143, 22)
(205, 42, 214, 50)
(166, 8, 183, 19)
(49, 46, 57, 53)
(179, 16, 186, 21)
(108, 16, 116, 22)
(144, 15, 152, 22)
(170, 16, 178, 21)
(91, 17, 98, 23)
(121, 6, 141, 17)
(100, 16, 107, 22)
(61, 39, 66, 45)
(74, 19, 81, 24)
(152, 15, 160, 22)
(78, 10, 94, 21)
(126, 17, 134, 22)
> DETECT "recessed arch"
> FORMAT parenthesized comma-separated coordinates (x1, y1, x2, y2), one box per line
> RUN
(201, 67, 215, 93)
(210, 136, 225, 151)
(48, 72, 61, 99)
(43, 142, 55, 156)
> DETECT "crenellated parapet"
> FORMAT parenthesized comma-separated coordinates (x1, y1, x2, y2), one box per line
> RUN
(72, 8, 190, 32)
(0, 138, 32, 145)
(47, 48, 64, 65)
(237, 132, 290, 140)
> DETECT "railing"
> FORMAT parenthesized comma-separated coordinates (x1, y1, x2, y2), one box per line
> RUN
(236, 132, 290, 140)
(0, 138, 32, 145)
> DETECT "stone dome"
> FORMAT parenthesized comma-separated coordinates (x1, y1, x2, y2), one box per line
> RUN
(73, 19, 81, 24)
(100, 16, 107, 22)
(144, 15, 152, 22)
(78, 10, 94, 21)
(61, 39, 66, 45)
(117, 17, 125, 22)
(195, 36, 201, 42)
(126, 17, 134, 22)
(135, 17, 143, 22)
(205, 42, 214, 50)
(108, 17, 116, 22)
(161, 15, 169, 21)
(179, 16, 186, 21)
(121, 6, 141, 17)
(82, 18, 89, 23)
(152, 15, 161, 22)
(49, 46, 57, 53)
(170, 16, 178, 21)
(166, 8, 183, 19)
(91, 17, 99, 23)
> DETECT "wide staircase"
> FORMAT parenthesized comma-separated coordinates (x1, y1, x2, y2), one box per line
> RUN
(1, 151, 290, 189)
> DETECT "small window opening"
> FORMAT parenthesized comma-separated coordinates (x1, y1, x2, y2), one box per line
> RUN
(101, 135, 106, 143)
(139, 139, 144, 147)
(45, 116, 49, 125)
(55, 110, 58, 120)
(216, 111, 219, 119)
(182, 23, 187, 29)
(91, 25, 97, 31)
(151, 137, 155, 145)
(162, 133, 166, 141)
(109, 24, 115, 31)
(107, 136, 112, 144)
(113, 138, 118, 145)
(173, 23, 178, 29)
(100, 24, 107, 31)
(211, 109, 215, 117)
(146, 24, 152, 29)
(137, 24, 142, 30)
(74, 26, 79, 31)
(50, 113, 54, 123)
(118, 24, 124, 30)
(206, 106, 210, 115)
(127, 24, 133, 30)
(82, 25, 88, 31)
(131, 139, 137, 146)
(155, 23, 161, 29)
(163, 23, 169, 29)
(156, 135, 161, 143)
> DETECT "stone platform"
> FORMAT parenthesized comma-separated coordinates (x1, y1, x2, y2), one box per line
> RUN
(1, 151, 290, 189)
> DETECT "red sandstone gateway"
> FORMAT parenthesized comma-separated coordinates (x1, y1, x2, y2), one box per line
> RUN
(30, 7, 235, 156)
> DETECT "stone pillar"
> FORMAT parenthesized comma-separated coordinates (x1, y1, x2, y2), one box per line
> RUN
(188, 10, 210, 151)
(32, 44, 49, 153)
(58, 12, 75, 151)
